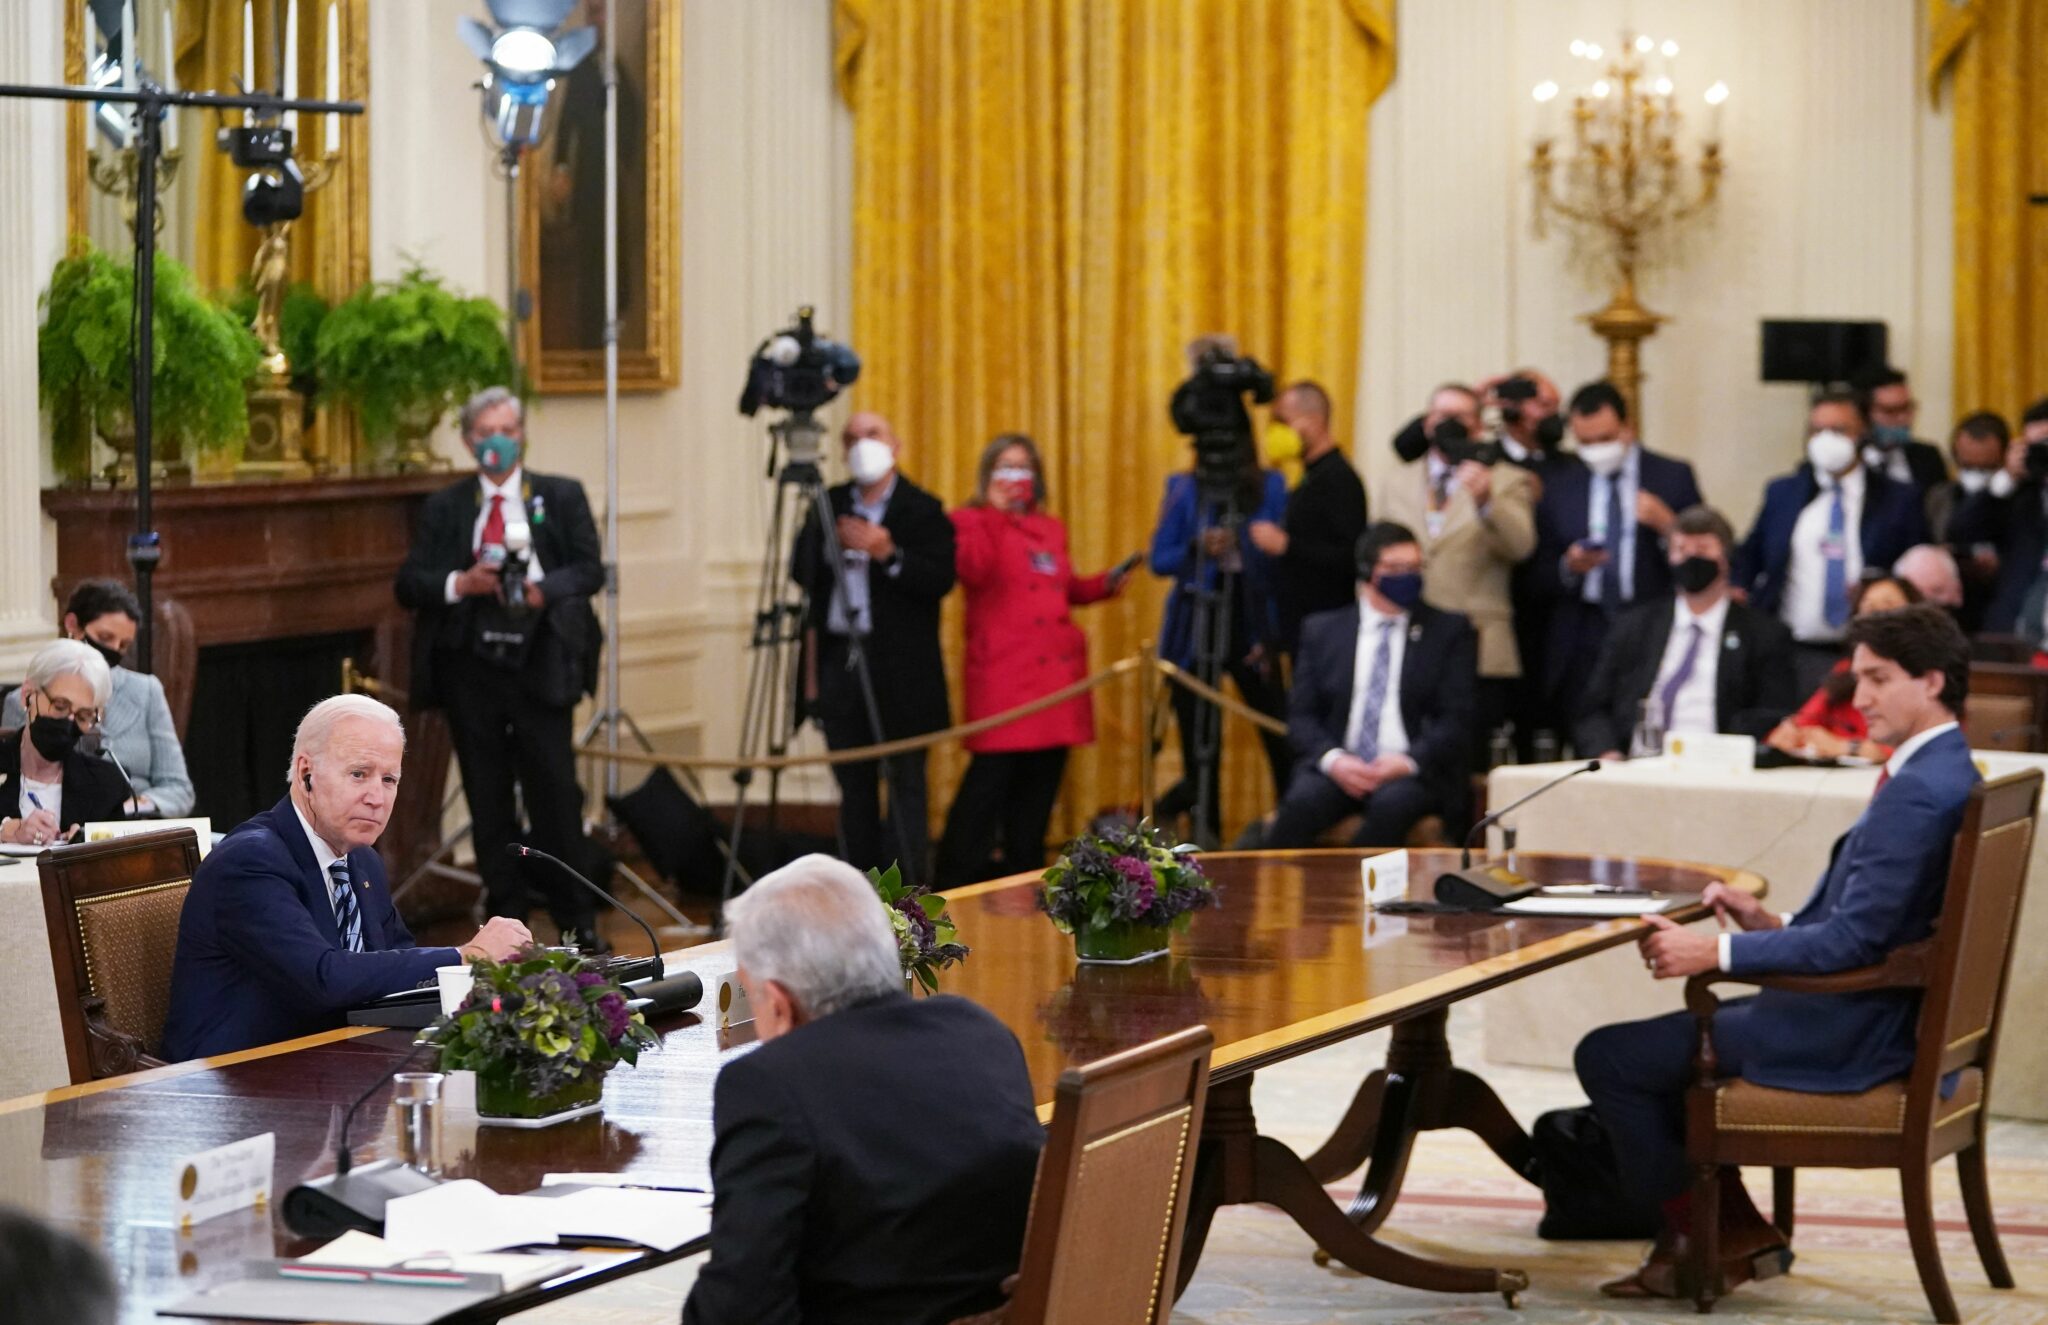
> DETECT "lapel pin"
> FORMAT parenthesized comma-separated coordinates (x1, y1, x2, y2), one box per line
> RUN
(1725, 634, 1740, 651)
(1409, 624, 1423, 642)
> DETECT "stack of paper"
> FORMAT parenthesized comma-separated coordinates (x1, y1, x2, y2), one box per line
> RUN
(382, 1179, 713, 1257)
(295, 1231, 577, 1293)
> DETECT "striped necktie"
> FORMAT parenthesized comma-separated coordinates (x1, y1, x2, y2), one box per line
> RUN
(1353, 619, 1397, 763)
(328, 858, 364, 953)
(1823, 486, 1849, 628)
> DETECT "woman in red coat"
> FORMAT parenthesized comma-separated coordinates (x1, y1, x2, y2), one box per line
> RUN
(936, 434, 1131, 884)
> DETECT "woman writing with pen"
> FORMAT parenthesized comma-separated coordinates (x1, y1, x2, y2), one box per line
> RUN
(0, 640, 130, 846)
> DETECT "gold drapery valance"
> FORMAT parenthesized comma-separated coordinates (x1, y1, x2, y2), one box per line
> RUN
(836, 0, 1393, 846)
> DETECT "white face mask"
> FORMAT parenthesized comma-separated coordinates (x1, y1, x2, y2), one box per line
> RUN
(847, 438, 896, 487)
(1577, 440, 1627, 477)
(1991, 467, 2018, 499)
(1958, 468, 1993, 494)
(1806, 429, 1859, 478)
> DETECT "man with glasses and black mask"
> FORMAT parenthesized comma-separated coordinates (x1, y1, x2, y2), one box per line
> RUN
(0, 639, 130, 846)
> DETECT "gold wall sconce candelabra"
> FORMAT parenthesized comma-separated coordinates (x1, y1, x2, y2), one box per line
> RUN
(1529, 32, 1727, 422)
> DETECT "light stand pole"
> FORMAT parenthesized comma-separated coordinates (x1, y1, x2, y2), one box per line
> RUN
(0, 78, 361, 674)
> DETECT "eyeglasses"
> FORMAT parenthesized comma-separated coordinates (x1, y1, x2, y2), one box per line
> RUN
(34, 695, 99, 730)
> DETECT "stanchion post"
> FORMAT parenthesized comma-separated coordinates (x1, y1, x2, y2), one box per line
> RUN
(1138, 638, 1157, 824)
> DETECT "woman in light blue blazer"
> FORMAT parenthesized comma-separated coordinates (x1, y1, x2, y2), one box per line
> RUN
(4, 580, 194, 816)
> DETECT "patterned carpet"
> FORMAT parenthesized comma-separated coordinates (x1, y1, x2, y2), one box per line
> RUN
(511, 1004, 2048, 1324)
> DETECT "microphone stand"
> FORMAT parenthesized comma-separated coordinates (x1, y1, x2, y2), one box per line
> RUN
(509, 843, 665, 980)
(1434, 759, 1602, 909)
(282, 1046, 441, 1238)
(0, 78, 361, 673)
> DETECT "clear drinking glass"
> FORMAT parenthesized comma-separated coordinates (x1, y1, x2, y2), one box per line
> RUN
(391, 1072, 445, 1175)
(1629, 697, 1666, 760)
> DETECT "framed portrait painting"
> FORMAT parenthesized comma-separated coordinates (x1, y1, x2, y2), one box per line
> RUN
(518, 0, 679, 393)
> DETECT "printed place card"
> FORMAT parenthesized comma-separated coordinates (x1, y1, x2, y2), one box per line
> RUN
(715, 971, 752, 1030)
(173, 1132, 275, 1230)
(1664, 731, 1755, 776)
(1362, 850, 1410, 909)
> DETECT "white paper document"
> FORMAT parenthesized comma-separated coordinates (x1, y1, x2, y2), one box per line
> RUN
(1501, 895, 1679, 917)
(382, 1178, 713, 1257)
(297, 1231, 577, 1293)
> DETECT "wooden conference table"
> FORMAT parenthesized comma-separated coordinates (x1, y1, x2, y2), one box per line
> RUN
(0, 848, 1758, 1322)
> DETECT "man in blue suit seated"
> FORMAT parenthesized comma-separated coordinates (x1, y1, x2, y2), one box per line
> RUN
(1575, 604, 1978, 1301)
(683, 854, 1044, 1325)
(1263, 521, 1476, 849)
(1735, 390, 1931, 696)
(161, 695, 531, 1060)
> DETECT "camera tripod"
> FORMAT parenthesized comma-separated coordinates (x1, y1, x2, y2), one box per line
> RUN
(1179, 486, 1244, 850)
(721, 411, 914, 922)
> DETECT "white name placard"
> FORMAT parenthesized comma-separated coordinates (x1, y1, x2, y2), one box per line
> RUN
(174, 1132, 275, 1230)
(1362, 850, 1410, 909)
(714, 971, 752, 1030)
(1664, 731, 1755, 776)
(85, 817, 214, 858)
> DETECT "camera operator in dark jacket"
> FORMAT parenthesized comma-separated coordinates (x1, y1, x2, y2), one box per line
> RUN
(393, 387, 605, 943)
(1247, 380, 1369, 651)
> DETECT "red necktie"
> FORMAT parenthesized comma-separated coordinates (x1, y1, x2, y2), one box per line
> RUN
(477, 493, 505, 554)
(1872, 768, 1890, 800)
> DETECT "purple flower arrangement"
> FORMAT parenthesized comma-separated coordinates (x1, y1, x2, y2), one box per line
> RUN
(866, 862, 969, 993)
(427, 946, 658, 1102)
(1038, 821, 1216, 938)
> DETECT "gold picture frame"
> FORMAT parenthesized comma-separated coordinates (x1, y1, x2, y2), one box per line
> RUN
(518, 0, 680, 394)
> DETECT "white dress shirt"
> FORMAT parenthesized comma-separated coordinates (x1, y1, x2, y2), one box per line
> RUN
(1582, 445, 1642, 605)
(1715, 720, 1961, 969)
(1652, 595, 1728, 737)
(442, 468, 547, 604)
(1318, 601, 1410, 772)
(291, 798, 353, 929)
(1781, 465, 1865, 643)
(826, 476, 902, 637)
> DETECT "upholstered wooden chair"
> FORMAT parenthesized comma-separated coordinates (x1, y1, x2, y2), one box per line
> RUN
(953, 1025, 1214, 1325)
(1680, 769, 2042, 1321)
(38, 827, 202, 1083)
(1963, 663, 2048, 752)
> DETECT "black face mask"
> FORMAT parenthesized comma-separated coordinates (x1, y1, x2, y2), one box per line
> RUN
(81, 638, 123, 671)
(28, 713, 80, 763)
(1672, 555, 1722, 594)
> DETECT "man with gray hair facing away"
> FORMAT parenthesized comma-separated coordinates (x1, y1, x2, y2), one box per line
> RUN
(683, 854, 1043, 1325)
(162, 695, 530, 1060)
(394, 385, 606, 944)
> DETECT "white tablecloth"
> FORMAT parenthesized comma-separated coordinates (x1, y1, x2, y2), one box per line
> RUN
(1480, 752, 2048, 1119)
(0, 858, 71, 1101)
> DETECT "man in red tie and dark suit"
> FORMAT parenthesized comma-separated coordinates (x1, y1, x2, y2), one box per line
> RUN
(394, 387, 607, 940)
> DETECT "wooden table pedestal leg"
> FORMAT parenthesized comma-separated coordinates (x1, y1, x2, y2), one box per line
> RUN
(1175, 1073, 1527, 1306)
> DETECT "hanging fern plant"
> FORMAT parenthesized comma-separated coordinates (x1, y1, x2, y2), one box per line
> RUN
(315, 265, 515, 448)
(37, 246, 262, 480)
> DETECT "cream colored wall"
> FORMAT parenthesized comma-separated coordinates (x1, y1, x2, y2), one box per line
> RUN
(1358, 0, 1954, 531)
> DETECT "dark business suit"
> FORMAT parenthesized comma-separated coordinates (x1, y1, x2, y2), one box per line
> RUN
(1531, 447, 1703, 723)
(1266, 601, 1476, 847)
(161, 796, 459, 1060)
(1867, 437, 1951, 496)
(394, 470, 605, 935)
(0, 729, 130, 833)
(1572, 595, 1798, 758)
(682, 993, 1044, 1325)
(793, 475, 957, 876)
(1733, 463, 1930, 619)
(1576, 725, 1978, 1206)
(1954, 479, 2048, 633)
(1275, 448, 1369, 650)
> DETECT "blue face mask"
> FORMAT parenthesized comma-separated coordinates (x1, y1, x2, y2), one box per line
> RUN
(475, 432, 522, 477)
(1374, 571, 1425, 610)
(1872, 424, 1912, 449)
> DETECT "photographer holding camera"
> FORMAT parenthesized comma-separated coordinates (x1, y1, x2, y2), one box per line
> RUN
(1378, 383, 1538, 773)
(1481, 370, 1566, 472)
(394, 386, 605, 944)
(1150, 336, 1294, 845)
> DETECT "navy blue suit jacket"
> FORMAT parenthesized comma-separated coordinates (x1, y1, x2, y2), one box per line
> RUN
(1735, 465, 1930, 616)
(1148, 469, 1288, 668)
(1286, 601, 1476, 806)
(1531, 447, 1703, 607)
(161, 797, 459, 1060)
(1727, 726, 1977, 1092)
(1952, 480, 2046, 632)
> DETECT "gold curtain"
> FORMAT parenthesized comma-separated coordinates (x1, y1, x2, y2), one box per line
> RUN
(173, 0, 345, 295)
(837, 0, 1394, 846)
(1940, 0, 2048, 421)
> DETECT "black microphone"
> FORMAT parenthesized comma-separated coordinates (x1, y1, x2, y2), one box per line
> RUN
(282, 1046, 441, 1238)
(77, 730, 139, 813)
(1436, 759, 1602, 910)
(507, 843, 665, 981)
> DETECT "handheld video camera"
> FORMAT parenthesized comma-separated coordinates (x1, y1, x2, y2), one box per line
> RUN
(479, 517, 534, 613)
(1171, 343, 1276, 501)
(738, 307, 862, 418)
